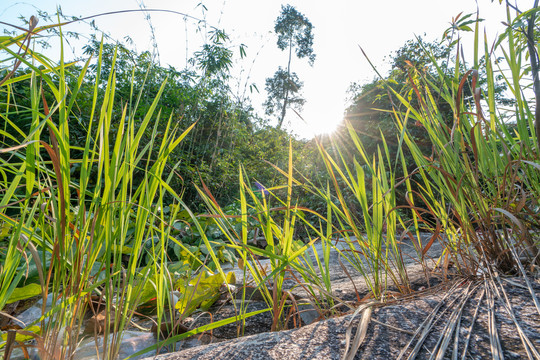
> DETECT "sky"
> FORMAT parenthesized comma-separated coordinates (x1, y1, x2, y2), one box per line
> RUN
(0, 0, 513, 138)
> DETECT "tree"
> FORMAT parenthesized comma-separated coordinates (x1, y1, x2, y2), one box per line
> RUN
(263, 67, 305, 121)
(340, 35, 512, 158)
(264, 4, 315, 128)
(340, 38, 457, 161)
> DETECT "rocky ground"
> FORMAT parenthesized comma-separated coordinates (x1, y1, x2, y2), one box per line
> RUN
(144, 274, 540, 360)
(139, 234, 540, 360)
(5, 234, 540, 359)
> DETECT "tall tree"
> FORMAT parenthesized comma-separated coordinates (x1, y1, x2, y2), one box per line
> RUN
(263, 67, 304, 124)
(264, 4, 315, 129)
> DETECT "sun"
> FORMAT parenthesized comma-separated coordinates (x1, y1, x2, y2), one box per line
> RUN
(291, 104, 343, 139)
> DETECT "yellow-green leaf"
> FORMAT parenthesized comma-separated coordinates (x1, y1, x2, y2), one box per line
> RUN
(0, 223, 11, 239)
(1, 325, 41, 343)
(174, 271, 235, 316)
(6, 283, 41, 304)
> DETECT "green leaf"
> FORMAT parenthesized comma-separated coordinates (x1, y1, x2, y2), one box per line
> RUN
(6, 283, 41, 304)
(137, 279, 158, 305)
(114, 245, 133, 254)
(0, 223, 11, 239)
(172, 220, 184, 231)
(0, 325, 41, 343)
(174, 271, 235, 316)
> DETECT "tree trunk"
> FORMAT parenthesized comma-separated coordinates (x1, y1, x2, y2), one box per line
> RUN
(278, 38, 294, 129)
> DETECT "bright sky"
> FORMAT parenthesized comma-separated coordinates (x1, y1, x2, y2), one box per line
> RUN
(1, 0, 512, 138)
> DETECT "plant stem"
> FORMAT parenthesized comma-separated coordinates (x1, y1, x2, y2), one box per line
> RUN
(526, 0, 540, 149)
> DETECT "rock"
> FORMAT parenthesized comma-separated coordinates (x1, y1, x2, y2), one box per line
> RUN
(296, 299, 321, 325)
(0, 301, 19, 328)
(75, 331, 157, 360)
(141, 315, 351, 360)
(15, 296, 54, 326)
(75, 330, 216, 360)
(83, 310, 115, 335)
(151, 321, 189, 339)
(4, 347, 39, 360)
(183, 300, 274, 340)
(141, 279, 540, 360)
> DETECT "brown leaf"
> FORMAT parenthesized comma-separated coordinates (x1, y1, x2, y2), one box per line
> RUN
(83, 310, 114, 335)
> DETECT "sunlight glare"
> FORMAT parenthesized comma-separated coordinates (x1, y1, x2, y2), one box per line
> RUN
(291, 103, 343, 139)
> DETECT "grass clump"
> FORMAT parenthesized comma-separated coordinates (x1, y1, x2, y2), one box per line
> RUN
(390, 12, 540, 277)
(0, 20, 196, 358)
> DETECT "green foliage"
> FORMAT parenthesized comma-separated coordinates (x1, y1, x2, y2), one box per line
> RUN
(174, 271, 235, 317)
(338, 35, 513, 215)
(197, 147, 327, 331)
(167, 206, 238, 270)
(343, 38, 457, 153)
(315, 129, 409, 299)
(0, 23, 193, 358)
(274, 5, 316, 65)
(1, 9, 313, 211)
(193, 29, 234, 78)
(5, 283, 41, 304)
(375, 8, 540, 275)
(3, 4, 539, 358)
(34, 35, 285, 208)
(263, 68, 305, 119)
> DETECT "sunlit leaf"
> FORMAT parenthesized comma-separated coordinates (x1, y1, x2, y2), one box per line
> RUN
(0, 325, 41, 342)
(6, 283, 41, 304)
(174, 271, 235, 316)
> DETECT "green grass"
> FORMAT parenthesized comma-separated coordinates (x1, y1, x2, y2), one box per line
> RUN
(0, 24, 194, 358)
(388, 15, 540, 276)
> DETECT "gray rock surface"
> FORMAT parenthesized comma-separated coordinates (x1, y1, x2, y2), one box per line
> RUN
(220, 233, 443, 288)
(141, 279, 540, 360)
(143, 315, 352, 360)
(137, 234, 449, 359)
